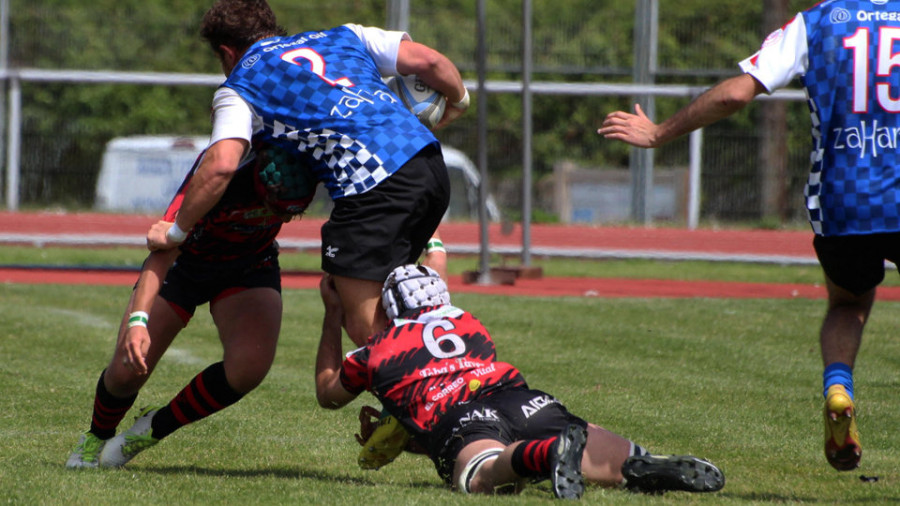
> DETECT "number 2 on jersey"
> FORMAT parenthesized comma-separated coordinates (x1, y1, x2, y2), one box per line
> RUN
(280, 48, 354, 87)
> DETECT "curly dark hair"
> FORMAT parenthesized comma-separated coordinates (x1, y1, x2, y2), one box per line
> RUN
(200, 0, 287, 55)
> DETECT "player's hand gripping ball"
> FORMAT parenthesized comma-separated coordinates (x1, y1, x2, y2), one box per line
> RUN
(253, 145, 317, 220)
(384, 74, 447, 130)
(355, 406, 411, 470)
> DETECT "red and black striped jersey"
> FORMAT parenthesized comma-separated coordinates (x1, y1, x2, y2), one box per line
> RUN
(163, 151, 285, 264)
(340, 305, 527, 437)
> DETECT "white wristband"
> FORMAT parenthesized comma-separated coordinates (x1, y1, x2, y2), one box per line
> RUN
(450, 89, 470, 111)
(127, 311, 149, 328)
(166, 222, 188, 243)
(425, 239, 446, 254)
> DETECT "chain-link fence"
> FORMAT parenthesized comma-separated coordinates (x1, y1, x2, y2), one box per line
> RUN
(2, 0, 814, 227)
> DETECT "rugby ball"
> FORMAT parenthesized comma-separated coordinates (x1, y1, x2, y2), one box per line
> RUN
(384, 74, 446, 130)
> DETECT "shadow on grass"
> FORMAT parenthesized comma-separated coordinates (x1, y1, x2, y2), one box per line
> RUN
(139, 465, 363, 484)
(135, 464, 445, 490)
(722, 491, 900, 503)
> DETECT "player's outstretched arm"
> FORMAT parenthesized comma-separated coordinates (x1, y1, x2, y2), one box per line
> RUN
(598, 103, 659, 148)
(599, 73, 766, 148)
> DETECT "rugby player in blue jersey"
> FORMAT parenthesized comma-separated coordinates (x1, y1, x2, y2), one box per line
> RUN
(599, 1, 900, 472)
(147, 0, 469, 348)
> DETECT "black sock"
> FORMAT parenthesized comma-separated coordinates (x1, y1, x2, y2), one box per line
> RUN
(150, 362, 245, 439)
(89, 369, 137, 440)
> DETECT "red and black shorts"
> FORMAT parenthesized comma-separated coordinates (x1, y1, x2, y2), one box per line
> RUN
(158, 246, 281, 324)
(320, 143, 450, 282)
(813, 232, 900, 296)
(425, 387, 588, 484)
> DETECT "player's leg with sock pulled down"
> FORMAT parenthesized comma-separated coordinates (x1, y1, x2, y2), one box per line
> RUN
(579, 423, 725, 495)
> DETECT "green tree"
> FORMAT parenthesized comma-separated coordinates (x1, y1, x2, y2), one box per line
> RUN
(5, 0, 815, 222)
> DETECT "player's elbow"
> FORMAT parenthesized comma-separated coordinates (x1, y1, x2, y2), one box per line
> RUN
(205, 159, 239, 181)
(417, 52, 445, 76)
(316, 392, 346, 410)
(397, 41, 444, 76)
(719, 91, 754, 109)
(716, 75, 765, 110)
(315, 381, 350, 409)
(316, 396, 337, 409)
(201, 138, 246, 180)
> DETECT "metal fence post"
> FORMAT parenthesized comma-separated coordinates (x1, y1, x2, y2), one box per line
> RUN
(521, 0, 533, 267)
(475, 0, 492, 284)
(385, 0, 409, 31)
(6, 75, 20, 211)
(631, 0, 658, 225)
(1, 0, 8, 207)
(688, 128, 703, 229)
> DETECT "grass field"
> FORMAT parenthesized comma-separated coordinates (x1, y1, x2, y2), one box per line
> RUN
(2, 250, 900, 504)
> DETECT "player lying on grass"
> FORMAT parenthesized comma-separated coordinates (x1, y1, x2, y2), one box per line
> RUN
(65, 144, 316, 468)
(314, 264, 726, 498)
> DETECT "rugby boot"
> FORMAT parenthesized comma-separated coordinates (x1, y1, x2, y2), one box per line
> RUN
(549, 424, 587, 499)
(99, 406, 160, 467)
(824, 384, 861, 471)
(622, 454, 724, 494)
(66, 432, 106, 469)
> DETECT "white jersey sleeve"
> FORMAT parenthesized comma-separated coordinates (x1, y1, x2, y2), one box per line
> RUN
(209, 87, 258, 149)
(738, 13, 808, 93)
(344, 23, 410, 77)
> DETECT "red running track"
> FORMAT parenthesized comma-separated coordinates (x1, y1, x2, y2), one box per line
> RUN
(3, 211, 900, 300)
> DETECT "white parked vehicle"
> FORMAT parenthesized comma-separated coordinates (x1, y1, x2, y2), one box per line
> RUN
(95, 135, 498, 221)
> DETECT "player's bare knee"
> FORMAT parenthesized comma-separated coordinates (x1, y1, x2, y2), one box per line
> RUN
(223, 363, 270, 394)
(344, 315, 378, 347)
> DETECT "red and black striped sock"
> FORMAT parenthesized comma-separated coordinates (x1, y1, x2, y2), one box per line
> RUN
(89, 370, 137, 440)
(510, 437, 558, 479)
(150, 362, 244, 439)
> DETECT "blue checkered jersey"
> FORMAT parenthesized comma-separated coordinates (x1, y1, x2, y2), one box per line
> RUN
(223, 25, 439, 199)
(741, 1, 900, 236)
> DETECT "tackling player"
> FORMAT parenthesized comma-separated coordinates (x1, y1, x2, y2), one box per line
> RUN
(314, 264, 725, 498)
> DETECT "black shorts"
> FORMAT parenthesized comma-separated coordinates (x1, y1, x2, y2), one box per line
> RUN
(813, 232, 900, 296)
(320, 143, 450, 282)
(425, 387, 587, 484)
(158, 247, 281, 323)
